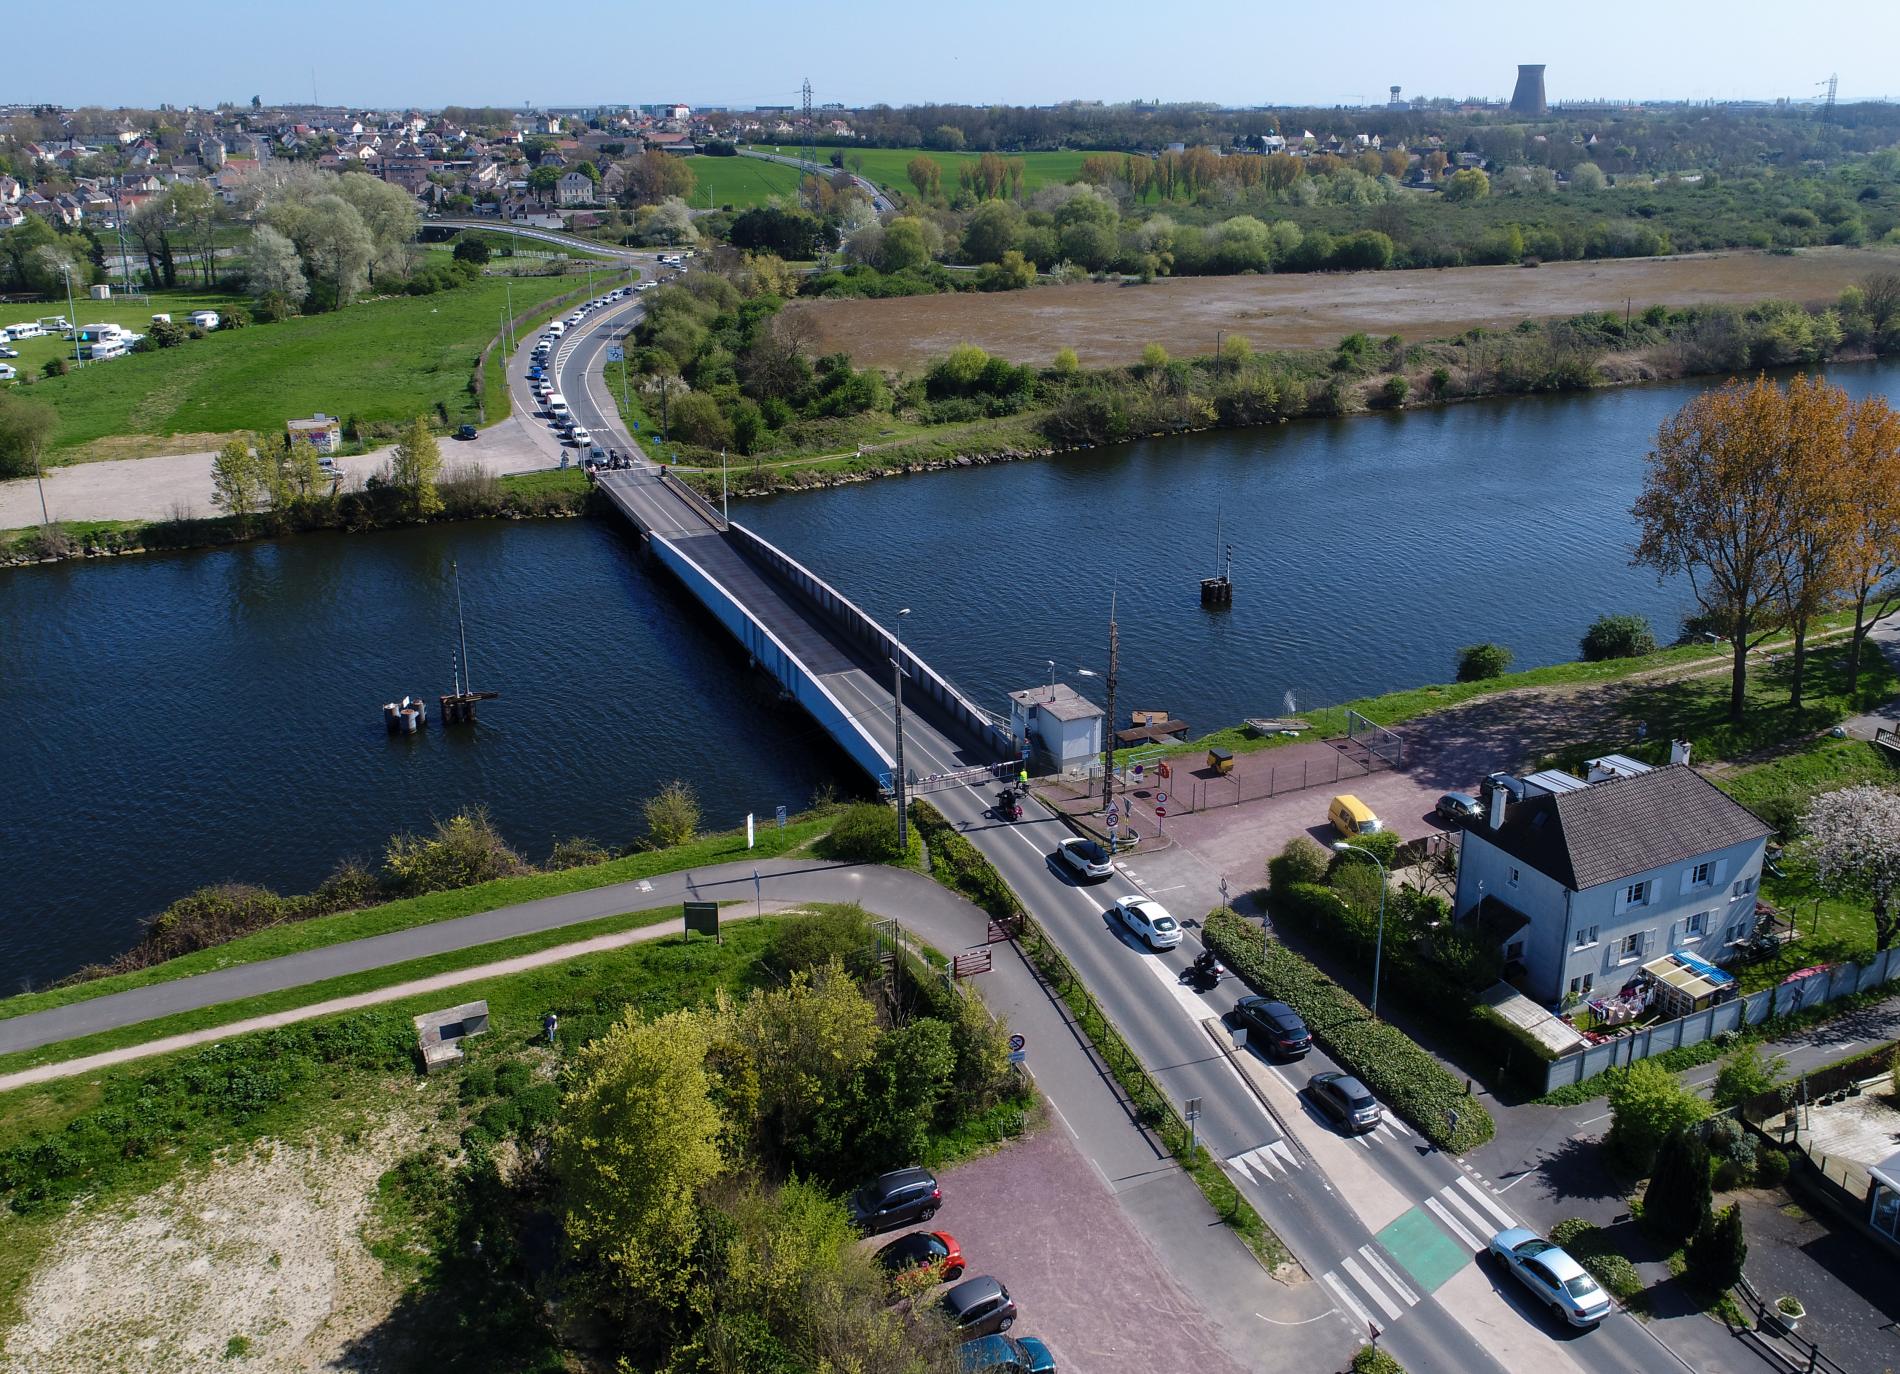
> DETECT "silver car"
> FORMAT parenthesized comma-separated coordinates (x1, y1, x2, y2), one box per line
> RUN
(1487, 1227, 1612, 1327)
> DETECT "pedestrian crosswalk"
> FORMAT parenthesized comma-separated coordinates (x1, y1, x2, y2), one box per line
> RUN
(1349, 1116, 1411, 1148)
(1224, 1139, 1302, 1180)
(1422, 1172, 1518, 1251)
(1318, 1175, 1520, 1333)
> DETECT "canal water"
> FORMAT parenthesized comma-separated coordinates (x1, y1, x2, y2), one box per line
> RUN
(7, 360, 1900, 984)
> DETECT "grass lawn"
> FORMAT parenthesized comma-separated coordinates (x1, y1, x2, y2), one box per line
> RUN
(780, 147, 1101, 199)
(0, 809, 837, 1026)
(684, 154, 808, 209)
(19, 273, 589, 463)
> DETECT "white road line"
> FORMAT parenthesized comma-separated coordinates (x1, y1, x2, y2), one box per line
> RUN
(1339, 1255, 1404, 1321)
(1454, 1174, 1518, 1231)
(1495, 1170, 1534, 1194)
(1266, 1139, 1301, 1170)
(1437, 1184, 1500, 1243)
(1357, 1246, 1419, 1307)
(1425, 1196, 1485, 1251)
(1321, 1272, 1376, 1331)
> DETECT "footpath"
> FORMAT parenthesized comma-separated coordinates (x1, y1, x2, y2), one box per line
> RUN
(0, 855, 1347, 1374)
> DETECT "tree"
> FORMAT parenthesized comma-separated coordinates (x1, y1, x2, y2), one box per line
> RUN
(1712, 1042, 1787, 1110)
(1646, 1127, 1712, 1245)
(250, 94, 261, 109)
(1801, 784, 1900, 950)
(555, 1009, 726, 1315)
(1771, 376, 1852, 709)
(1633, 377, 1793, 723)
(643, 778, 700, 847)
(0, 392, 58, 483)
(293, 193, 374, 306)
(1443, 168, 1490, 202)
(451, 236, 491, 265)
(925, 124, 966, 152)
(1569, 161, 1607, 192)
(1607, 1057, 1711, 1173)
(209, 435, 265, 530)
(1456, 642, 1512, 681)
(1141, 342, 1169, 370)
(618, 150, 695, 207)
(960, 199, 1022, 264)
(164, 180, 220, 287)
(878, 216, 932, 273)
(1837, 395, 1900, 687)
(905, 154, 943, 202)
(1052, 346, 1079, 376)
(1580, 614, 1658, 662)
(1686, 1203, 1746, 1292)
(388, 415, 442, 518)
(243, 224, 308, 312)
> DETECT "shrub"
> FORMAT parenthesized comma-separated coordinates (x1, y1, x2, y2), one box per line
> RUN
(1606, 1058, 1711, 1173)
(1351, 1347, 1405, 1374)
(1580, 613, 1658, 662)
(1713, 1043, 1787, 1110)
(382, 806, 528, 895)
(908, 800, 1022, 922)
(1326, 827, 1400, 872)
(820, 802, 905, 863)
(642, 779, 701, 848)
(1203, 908, 1492, 1150)
(1754, 1146, 1792, 1187)
(1549, 1218, 1646, 1305)
(311, 857, 383, 914)
(547, 835, 612, 869)
(1456, 642, 1513, 682)
(140, 883, 292, 962)
(1645, 1127, 1711, 1245)
(1269, 835, 1331, 889)
(766, 903, 882, 982)
(1686, 1203, 1746, 1292)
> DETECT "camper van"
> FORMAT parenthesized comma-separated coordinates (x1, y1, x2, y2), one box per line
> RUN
(188, 310, 220, 330)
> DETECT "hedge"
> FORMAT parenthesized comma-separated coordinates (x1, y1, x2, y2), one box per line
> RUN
(1204, 907, 1495, 1152)
(907, 799, 1023, 923)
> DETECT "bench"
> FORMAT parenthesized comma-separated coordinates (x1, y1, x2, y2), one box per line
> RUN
(413, 999, 491, 1073)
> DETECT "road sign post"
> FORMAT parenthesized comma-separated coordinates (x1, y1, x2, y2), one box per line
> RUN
(1185, 1095, 1202, 1159)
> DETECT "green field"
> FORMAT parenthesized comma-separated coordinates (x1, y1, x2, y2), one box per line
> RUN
(15, 274, 588, 462)
(748, 146, 1099, 200)
(682, 154, 809, 209)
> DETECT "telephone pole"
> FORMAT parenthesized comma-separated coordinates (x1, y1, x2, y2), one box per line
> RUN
(1101, 590, 1119, 816)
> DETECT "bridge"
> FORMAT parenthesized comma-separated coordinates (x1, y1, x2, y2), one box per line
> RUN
(591, 465, 1014, 789)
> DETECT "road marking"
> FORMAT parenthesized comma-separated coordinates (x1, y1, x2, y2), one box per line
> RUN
(1226, 1140, 1302, 1181)
(1424, 1196, 1485, 1251)
(1357, 1246, 1419, 1307)
(1495, 1170, 1534, 1194)
(1339, 1255, 1405, 1321)
(1320, 1271, 1376, 1331)
(1453, 1174, 1518, 1231)
(1253, 1311, 1339, 1327)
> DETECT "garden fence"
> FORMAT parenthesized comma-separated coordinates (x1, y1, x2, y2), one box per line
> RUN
(1539, 944, 1900, 1094)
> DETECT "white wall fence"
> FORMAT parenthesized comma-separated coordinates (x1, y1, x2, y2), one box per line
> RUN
(1540, 945, 1900, 1094)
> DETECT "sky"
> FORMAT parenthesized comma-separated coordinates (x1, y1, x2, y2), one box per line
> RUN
(14, 0, 1900, 112)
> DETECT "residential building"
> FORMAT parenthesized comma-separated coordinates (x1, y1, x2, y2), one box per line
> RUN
(1453, 762, 1771, 1005)
(555, 170, 595, 206)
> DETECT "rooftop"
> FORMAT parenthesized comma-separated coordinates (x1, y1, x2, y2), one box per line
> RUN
(1008, 683, 1104, 724)
(1469, 764, 1770, 891)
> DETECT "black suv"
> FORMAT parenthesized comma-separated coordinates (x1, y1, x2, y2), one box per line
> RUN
(847, 1167, 941, 1233)
(1232, 997, 1311, 1058)
(939, 1275, 1017, 1339)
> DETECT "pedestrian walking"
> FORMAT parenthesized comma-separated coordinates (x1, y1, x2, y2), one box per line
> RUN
(542, 1011, 558, 1045)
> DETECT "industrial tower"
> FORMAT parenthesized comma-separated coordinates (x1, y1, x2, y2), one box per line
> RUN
(1509, 64, 1547, 116)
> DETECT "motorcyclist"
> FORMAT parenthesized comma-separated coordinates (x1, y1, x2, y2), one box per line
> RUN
(1192, 949, 1219, 979)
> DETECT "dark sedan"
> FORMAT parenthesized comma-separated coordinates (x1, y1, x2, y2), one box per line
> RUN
(874, 1229, 964, 1288)
(1232, 996, 1311, 1058)
(1308, 1071, 1383, 1134)
(1435, 791, 1483, 825)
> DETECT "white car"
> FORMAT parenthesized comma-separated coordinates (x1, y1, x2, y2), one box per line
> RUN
(1111, 896, 1181, 950)
(1056, 838, 1113, 882)
(567, 427, 592, 447)
(0, 345, 17, 358)
(1486, 1228, 1612, 1327)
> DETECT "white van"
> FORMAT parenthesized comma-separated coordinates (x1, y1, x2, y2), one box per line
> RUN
(545, 321, 565, 338)
(547, 393, 569, 420)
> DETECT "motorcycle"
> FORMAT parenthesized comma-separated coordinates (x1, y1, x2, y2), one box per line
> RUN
(1180, 951, 1228, 990)
(993, 787, 1024, 823)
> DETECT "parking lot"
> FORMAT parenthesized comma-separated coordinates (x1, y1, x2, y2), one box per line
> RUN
(898, 1127, 1248, 1374)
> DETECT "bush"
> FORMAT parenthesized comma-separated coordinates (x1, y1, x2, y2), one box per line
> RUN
(1754, 1145, 1792, 1187)
(1325, 827, 1400, 872)
(1351, 1347, 1406, 1374)
(820, 802, 905, 863)
(1204, 908, 1492, 1150)
(1580, 613, 1658, 662)
(1456, 642, 1513, 682)
(1712, 1043, 1786, 1110)
(1548, 1218, 1646, 1305)
(1606, 1058, 1711, 1173)
(1269, 835, 1331, 889)
(1686, 1203, 1746, 1292)
(908, 800, 1022, 923)
(547, 835, 612, 869)
(382, 806, 528, 896)
(766, 903, 882, 982)
(642, 779, 701, 848)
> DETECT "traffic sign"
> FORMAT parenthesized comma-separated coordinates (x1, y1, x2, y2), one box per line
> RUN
(1008, 1050, 1028, 1065)
(1155, 806, 1167, 818)
(605, 344, 624, 362)
(1133, 764, 1144, 779)
(1105, 802, 1120, 820)
(1008, 1033, 1026, 1052)
(1106, 813, 1119, 830)
(1156, 792, 1167, 805)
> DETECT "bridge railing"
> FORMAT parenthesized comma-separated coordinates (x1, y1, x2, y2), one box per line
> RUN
(726, 522, 1010, 758)
(661, 471, 727, 531)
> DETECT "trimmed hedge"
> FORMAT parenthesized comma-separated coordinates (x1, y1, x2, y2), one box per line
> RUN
(1204, 907, 1494, 1152)
(907, 799, 1023, 922)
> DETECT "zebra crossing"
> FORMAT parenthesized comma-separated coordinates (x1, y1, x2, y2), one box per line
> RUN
(1224, 1139, 1302, 1180)
(1318, 1175, 1520, 1332)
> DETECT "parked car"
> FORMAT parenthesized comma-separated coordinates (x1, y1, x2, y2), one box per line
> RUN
(938, 1276, 1017, 1340)
(847, 1167, 941, 1233)
(454, 424, 477, 441)
(1480, 772, 1526, 808)
(960, 1333, 1057, 1373)
(873, 1229, 964, 1288)
(1055, 837, 1112, 881)
(1328, 794, 1381, 839)
(1486, 1227, 1612, 1327)
(1434, 791, 1483, 825)
(1307, 1071, 1382, 1133)
(1109, 895, 1181, 950)
(0, 345, 17, 358)
(1232, 997, 1311, 1058)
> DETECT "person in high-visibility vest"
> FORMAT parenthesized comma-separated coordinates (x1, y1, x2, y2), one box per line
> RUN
(1018, 768, 1029, 789)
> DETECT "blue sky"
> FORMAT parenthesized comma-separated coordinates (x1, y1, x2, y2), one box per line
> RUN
(17, 0, 1900, 111)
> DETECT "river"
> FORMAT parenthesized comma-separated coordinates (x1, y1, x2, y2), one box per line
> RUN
(6, 361, 1900, 985)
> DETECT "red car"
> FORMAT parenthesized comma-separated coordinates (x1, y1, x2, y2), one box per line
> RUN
(874, 1230, 965, 1288)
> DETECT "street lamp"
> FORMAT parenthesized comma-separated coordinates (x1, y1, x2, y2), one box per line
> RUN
(1333, 841, 1389, 1021)
(58, 264, 80, 368)
(893, 608, 911, 854)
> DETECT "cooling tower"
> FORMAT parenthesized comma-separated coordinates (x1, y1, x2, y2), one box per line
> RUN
(1510, 64, 1547, 116)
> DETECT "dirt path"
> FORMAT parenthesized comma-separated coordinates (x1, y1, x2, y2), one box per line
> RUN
(788, 246, 1900, 370)
(0, 905, 788, 1095)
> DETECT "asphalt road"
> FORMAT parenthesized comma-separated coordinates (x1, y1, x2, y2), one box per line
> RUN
(740, 147, 895, 212)
(434, 216, 645, 260)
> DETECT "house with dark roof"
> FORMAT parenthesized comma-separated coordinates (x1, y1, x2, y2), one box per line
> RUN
(1453, 763, 1771, 1005)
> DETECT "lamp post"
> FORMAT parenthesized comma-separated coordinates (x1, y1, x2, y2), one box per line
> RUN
(1045, 659, 1056, 701)
(1333, 841, 1389, 1020)
(893, 608, 911, 853)
(59, 264, 80, 367)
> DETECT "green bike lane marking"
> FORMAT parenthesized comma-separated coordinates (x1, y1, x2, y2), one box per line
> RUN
(1377, 1205, 1473, 1294)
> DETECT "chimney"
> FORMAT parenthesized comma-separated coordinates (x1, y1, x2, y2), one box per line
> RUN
(1488, 782, 1509, 829)
(1670, 738, 1692, 766)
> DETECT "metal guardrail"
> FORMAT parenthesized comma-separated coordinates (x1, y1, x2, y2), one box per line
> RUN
(659, 470, 727, 531)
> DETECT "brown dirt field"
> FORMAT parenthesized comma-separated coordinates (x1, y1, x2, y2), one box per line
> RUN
(788, 246, 1900, 372)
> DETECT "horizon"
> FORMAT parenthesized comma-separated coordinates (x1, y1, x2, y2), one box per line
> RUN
(9, 0, 1900, 113)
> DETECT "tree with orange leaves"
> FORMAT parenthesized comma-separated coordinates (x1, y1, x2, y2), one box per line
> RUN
(1633, 376, 1792, 723)
(1770, 375, 1853, 710)
(1837, 394, 1900, 687)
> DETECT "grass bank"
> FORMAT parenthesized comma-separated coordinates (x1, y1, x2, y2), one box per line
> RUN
(0, 810, 836, 1025)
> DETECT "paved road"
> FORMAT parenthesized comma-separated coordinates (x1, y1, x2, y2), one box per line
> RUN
(741, 147, 895, 212)
(434, 217, 643, 260)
